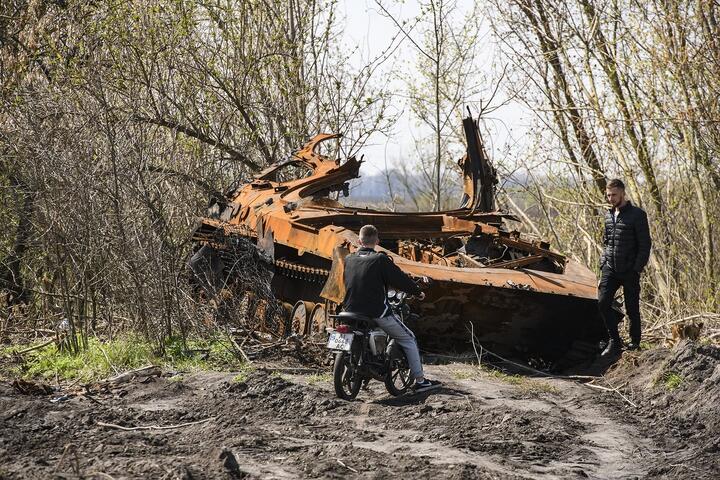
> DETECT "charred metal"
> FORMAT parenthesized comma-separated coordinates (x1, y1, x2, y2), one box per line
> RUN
(190, 116, 604, 362)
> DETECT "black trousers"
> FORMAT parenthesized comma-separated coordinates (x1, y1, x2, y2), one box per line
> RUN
(598, 266, 641, 343)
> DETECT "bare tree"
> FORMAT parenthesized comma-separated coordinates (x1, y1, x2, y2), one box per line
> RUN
(377, 0, 486, 211)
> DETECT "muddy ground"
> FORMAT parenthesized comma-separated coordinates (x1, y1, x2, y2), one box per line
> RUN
(1, 340, 718, 480)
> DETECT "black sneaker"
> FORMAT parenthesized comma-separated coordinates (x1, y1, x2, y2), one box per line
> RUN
(412, 379, 442, 393)
(626, 342, 640, 351)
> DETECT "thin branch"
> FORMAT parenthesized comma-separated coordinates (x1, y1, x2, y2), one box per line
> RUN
(97, 417, 214, 431)
(131, 115, 261, 171)
(373, 0, 435, 62)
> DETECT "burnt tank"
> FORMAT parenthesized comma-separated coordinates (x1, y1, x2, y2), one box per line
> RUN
(190, 115, 605, 362)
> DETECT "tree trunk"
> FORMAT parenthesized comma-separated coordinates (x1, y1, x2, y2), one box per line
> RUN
(518, 0, 607, 196)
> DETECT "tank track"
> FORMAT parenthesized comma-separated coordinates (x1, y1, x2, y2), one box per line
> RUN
(273, 258, 329, 284)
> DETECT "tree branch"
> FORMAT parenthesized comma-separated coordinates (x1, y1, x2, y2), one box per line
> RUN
(131, 115, 261, 171)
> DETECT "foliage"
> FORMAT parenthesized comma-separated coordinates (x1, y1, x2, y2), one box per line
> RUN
(378, 0, 490, 211)
(1, 0, 718, 350)
(485, 0, 720, 330)
(478, 364, 558, 394)
(5, 336, 153, 381)
(4, 335, 243, 381)
(660, 371, 683, 391)
(306, 373, 332, 385)
(0, 0, 396, 350)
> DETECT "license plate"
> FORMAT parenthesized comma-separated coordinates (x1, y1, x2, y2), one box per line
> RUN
(327, 332, 354, 351)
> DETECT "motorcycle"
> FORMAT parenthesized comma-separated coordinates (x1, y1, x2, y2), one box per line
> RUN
(326, 289, 418, 400)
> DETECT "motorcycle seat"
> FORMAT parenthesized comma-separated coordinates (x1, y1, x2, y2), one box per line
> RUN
(333, 311, 375, 325)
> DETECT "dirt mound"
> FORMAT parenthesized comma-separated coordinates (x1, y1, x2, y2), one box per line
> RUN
(606, 340, 720, 478)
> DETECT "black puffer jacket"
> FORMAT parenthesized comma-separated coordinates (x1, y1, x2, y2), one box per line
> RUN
(600, 201, 652, 273)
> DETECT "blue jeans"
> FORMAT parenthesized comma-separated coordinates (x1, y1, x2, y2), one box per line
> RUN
(375, 313, 424, 380)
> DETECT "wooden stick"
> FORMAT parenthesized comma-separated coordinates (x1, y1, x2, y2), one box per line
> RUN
(103, 365, 161, 384)
(586, 381, 638, 408)
(97, 417, 214, 431)
(585, 382, 613, 392)
(227, 334, 252, 364)
(645, 313, 719, 334)
(467, 331, 599, 380)
(464, 395, 475, 412)
(336, 459, 358, 473)
(258, 366, 321, 374)
(88, 472, 117, 480)
(13, 338, 55, 355)
(248, 341, 285, 354)
(468, 322, 482, 366)
(82, 393, 103, 405)
(53, 443, 78, 475)
(605, 380, 638, 408)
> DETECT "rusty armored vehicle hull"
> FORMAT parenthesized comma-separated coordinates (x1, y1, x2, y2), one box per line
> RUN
(191, 116, 604, 362)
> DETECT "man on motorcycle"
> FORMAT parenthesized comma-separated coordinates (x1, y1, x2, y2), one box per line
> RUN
(342, 224, 441, 393)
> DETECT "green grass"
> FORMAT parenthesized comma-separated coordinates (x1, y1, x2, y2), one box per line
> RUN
(660, 371, 683, 390)
(231, 363, 256, 384)
(162, 336, 238, 371)
(480, 364, 523, 384)
(450, 369, 479, 381)
(479, 364, 558, 394)
(270, 370, 290, 381)
(306, 373, 331, 385)
(517, 380, 559, 395)
(2, 336, 154, 382)
(3, 334, 245, 382)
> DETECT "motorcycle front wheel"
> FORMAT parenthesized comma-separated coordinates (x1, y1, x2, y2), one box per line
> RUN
(384, 343, 413, 396)
(333, 351, 362, 400)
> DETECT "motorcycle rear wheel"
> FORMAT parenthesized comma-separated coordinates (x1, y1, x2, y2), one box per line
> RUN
(333, 351, 362, 400)
(384, 344, 413, 396)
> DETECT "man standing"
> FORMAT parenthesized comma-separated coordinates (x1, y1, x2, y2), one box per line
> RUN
(342, 225, 441, 392)
(598, 179, 652, 356)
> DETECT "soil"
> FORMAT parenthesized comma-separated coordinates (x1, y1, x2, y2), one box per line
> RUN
(1, 340, 718, 479)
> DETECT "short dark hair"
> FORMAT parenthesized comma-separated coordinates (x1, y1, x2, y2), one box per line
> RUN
(607, 179, 625, 190)
(359, 224, 379, 244)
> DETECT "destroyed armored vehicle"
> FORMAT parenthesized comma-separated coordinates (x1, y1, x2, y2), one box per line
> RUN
(190, 116, 604, 361)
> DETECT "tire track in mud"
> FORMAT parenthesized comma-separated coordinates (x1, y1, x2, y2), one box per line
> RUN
(438, 368, 656, 479)
(350, 365, 657, 480)
(225, 364, 658, 479)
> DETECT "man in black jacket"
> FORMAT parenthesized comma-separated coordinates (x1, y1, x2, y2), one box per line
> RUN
(343, 225, 441, 392)
(598, 179, 652, 356)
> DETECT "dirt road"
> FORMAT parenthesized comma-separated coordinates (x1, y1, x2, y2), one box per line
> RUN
(1, 341, 718, 479)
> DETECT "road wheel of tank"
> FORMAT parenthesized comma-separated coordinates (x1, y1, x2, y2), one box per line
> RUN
(290, 300, 314, 335)
(309, 303, 327, 335)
